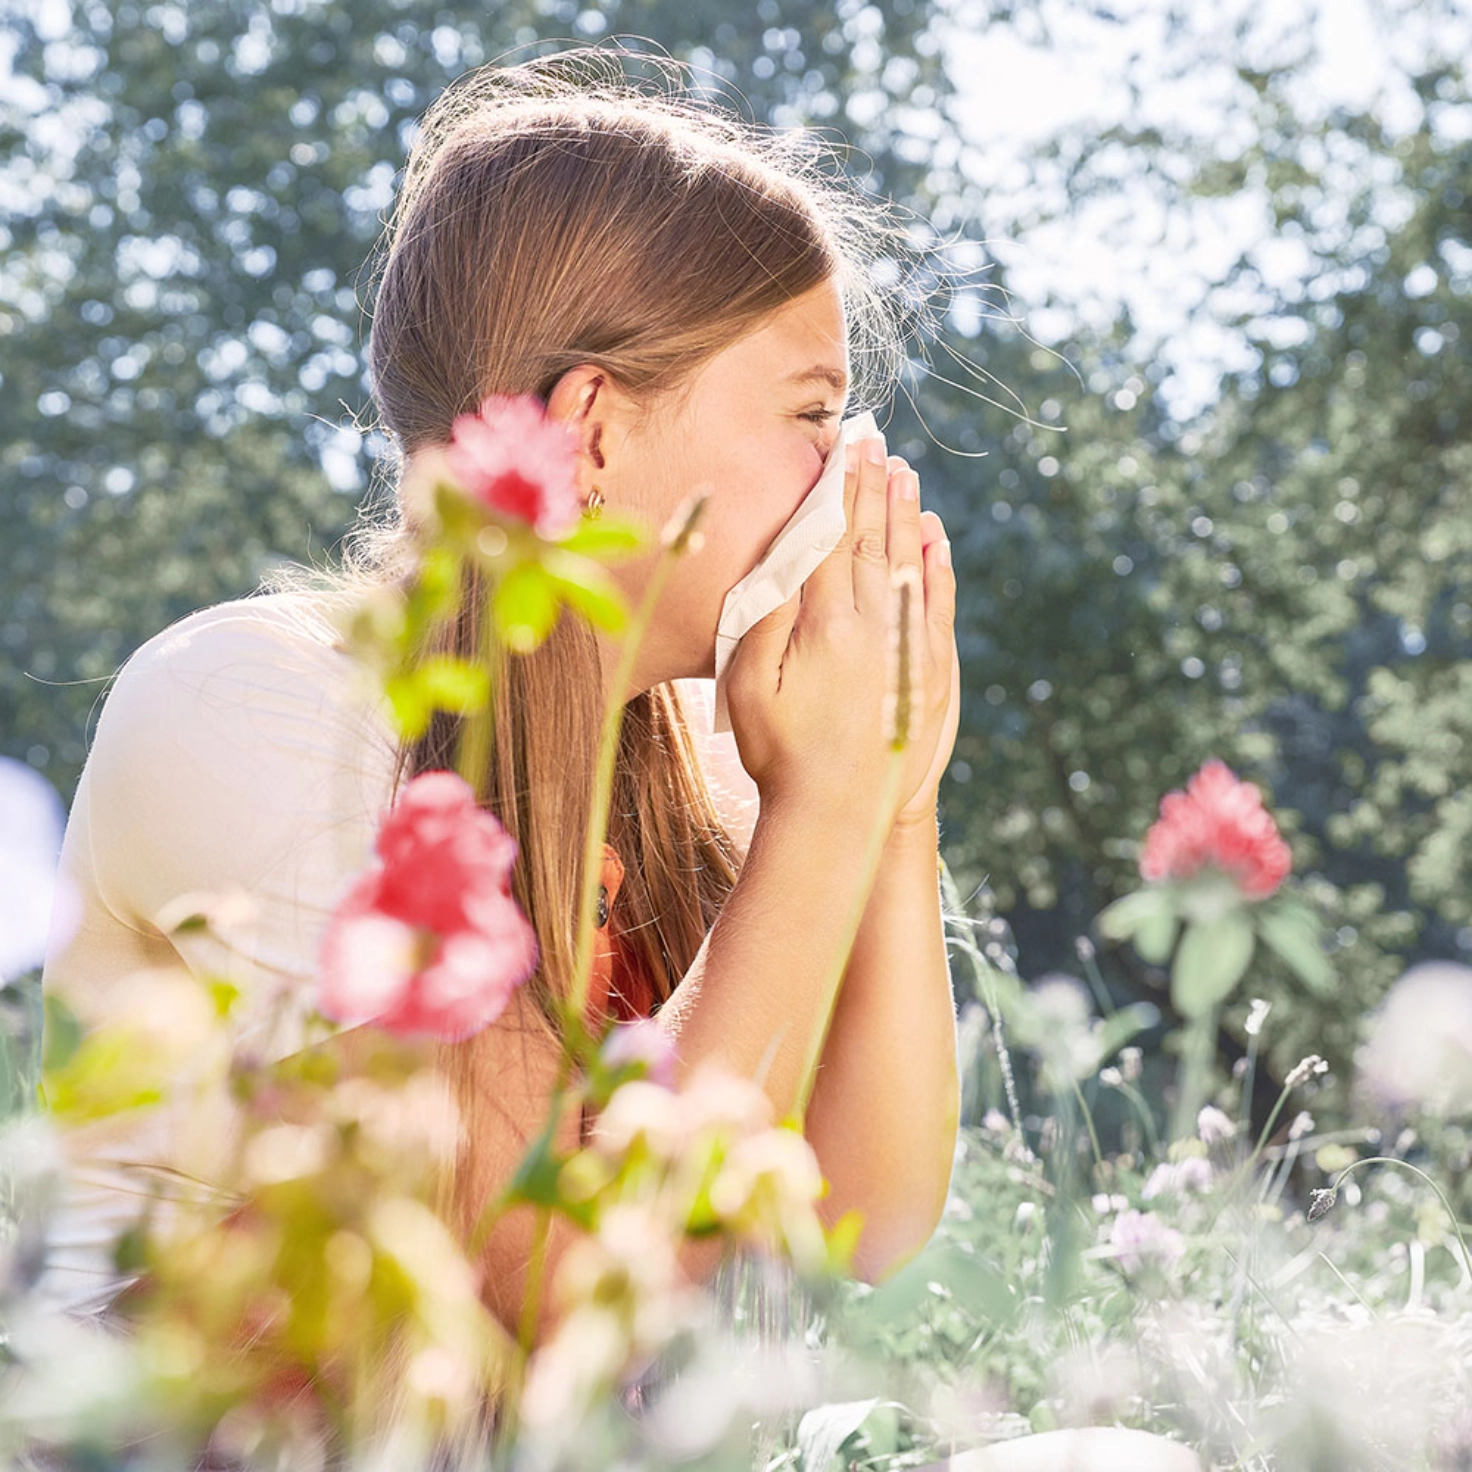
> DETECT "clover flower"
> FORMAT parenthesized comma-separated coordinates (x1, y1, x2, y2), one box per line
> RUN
(1107, 1209, 1186, 1274)
(319, 771, 537, 1041)
(1139, 759, 1292, 900)
(444, 393, 583, 538)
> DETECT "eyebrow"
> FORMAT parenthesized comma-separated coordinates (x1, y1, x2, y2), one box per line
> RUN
(784, 366, 849, 392)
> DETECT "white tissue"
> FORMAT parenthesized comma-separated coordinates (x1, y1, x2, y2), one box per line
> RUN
(711, 410, 880, 732)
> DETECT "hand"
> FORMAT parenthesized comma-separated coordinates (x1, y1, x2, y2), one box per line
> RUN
(893, 501, 960, 830)
(724, 433, 957, 837)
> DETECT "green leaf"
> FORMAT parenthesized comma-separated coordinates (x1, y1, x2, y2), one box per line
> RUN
(416, 655, 491, 715)
(542, 551, 630, 634)
(1171, 912, 1257, 1018)
(797, 1399, 881, 1472)
(556, 514, 649, 562)
(1096, 887, 1172, 945)
(1257, 900, 1334, 994)
(384, 671, 431, 742)
(1135, 906, 1181, 965)
(493, 562, 561, 653)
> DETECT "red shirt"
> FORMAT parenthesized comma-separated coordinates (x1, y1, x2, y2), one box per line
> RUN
(584, 843, 655, 1027)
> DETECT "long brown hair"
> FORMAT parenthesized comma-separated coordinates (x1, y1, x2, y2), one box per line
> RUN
(360, 51, 902, 1021)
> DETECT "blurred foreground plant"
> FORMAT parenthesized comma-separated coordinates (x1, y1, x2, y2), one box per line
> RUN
(18, 395, 862, 1469)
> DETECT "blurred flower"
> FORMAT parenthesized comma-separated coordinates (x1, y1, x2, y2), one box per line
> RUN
(1288, 1111, 1315, 1141)
(1142, 1156, 1212, 1200)
(1196, 1106, 1236, 1146)
(1285, 1054, 1329, 1089)
(1119, 1046, 1143, 1082)
(445, 394, 582, 538)
(1356, 961, 1472, 1118)
(1244, 997, 1272, 1036)
(601, 1019, 678, 1088)
(0, 756, 76, 982)
(319, 772, 537, 1041)
(1139, 758, 1291, 900)
(1107, 1209, 1185, 1274)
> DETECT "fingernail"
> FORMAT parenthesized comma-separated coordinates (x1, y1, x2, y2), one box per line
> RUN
(864, 436, 887, 465)
(845, 442, 860, 472)
(901, 471, 919, 501)
(938, 540, 952, 567)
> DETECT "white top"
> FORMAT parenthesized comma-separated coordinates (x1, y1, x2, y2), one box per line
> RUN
(39, 589, 758, 1315)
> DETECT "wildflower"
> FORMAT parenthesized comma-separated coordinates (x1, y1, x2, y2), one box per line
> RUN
(1142, 1156, 1212, 1200)
(600, 1019, 679, 1089)
(1107, 1209, 1185, 1273)
(0, 755, 76, 982)
(1307, 1186, 1338, 1222)
(1139, 758, 1292, 900)
(1288, 1111, 1315, 1142)
(1099, 1067, 1124, 1088)
(981, 1108, 1012, 1137)
(444, 394, 582, 538)
(1356, 962, 1472, 1117)
(319, 772, 537, 1041)
(1196, 1106, 1236, 1146)
(1119, 1046, 1143, 1083)
(1285, 1054, 1330, 1089)
(1245, 997, 1272, 1036)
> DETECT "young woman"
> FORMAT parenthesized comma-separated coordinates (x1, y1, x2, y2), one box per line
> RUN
(43, 51, 1199, 1472)
(45, 52, 961, 1331)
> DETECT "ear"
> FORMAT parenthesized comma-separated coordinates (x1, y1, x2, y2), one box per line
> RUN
(546, 365, 619, 494)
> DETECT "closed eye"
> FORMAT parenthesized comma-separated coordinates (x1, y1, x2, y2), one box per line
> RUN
(800, 408, 839, 424)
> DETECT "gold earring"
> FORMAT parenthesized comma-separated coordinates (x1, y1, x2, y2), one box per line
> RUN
(584, 486, 605, 519)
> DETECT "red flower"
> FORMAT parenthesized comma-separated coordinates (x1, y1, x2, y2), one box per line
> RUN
(1139, 759, 1292, 900)
(319, 772, 538, 1041)
(445, 394, 582, 538)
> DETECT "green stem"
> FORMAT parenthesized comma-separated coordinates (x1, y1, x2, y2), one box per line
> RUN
(560, 550, 680, 1053)
(455, 564, 498, 801)
(791, 755, 905, 1124)
(1069, 1075, 1105, 1172)
(1170, 1003, 1218, 1143)
(938, 862, 1027, 1151)
(1114, 1078, 1161, 1158)
(1322, 1156, 1472, 1276)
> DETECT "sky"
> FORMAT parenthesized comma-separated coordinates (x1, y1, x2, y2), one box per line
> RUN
(4, 0, 1469, 437)
(940, 0, 1472, 416)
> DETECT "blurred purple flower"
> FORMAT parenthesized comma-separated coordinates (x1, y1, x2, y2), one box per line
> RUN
(0, 757, 76, 983)
(1108, 1209, 1185, 1273)
(1142, 1156, 1212, 1200)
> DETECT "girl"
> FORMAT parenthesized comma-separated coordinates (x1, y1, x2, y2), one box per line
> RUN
(43, 48, 1199, 1472)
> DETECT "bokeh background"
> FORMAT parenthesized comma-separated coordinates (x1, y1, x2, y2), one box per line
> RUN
(4, 0, 1469, 1119)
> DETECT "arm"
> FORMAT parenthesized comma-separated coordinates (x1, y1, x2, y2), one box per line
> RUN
(803, 811, 958, 1281)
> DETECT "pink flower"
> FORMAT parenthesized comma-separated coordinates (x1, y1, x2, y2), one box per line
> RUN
(1107, 1209, 1185, 1274)
(1139, 759, 1292, 900)
(445, 394, 582, 538)
(319, 772, 537, 1041)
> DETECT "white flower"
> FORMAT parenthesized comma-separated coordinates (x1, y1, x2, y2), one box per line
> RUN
(1196, 1106, 1236, 1145)
(0, 756, 75, 983)
(1356, 962, 1472, 1118)
(1285, 1054, 1330, 1089)
(1245, 997, 1272, 1037)
(1288, 1110, 1315, 1141)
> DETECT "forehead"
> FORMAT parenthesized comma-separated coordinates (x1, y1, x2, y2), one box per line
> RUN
(692, 279, 850, 397)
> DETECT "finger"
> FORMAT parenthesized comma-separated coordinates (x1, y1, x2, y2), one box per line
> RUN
(802, 440, 863, 608)
(849, 433, 893, 614)
(919, 508, 945, 551)
(886, 464, 925, 597)
(923, 526, 956, 644)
